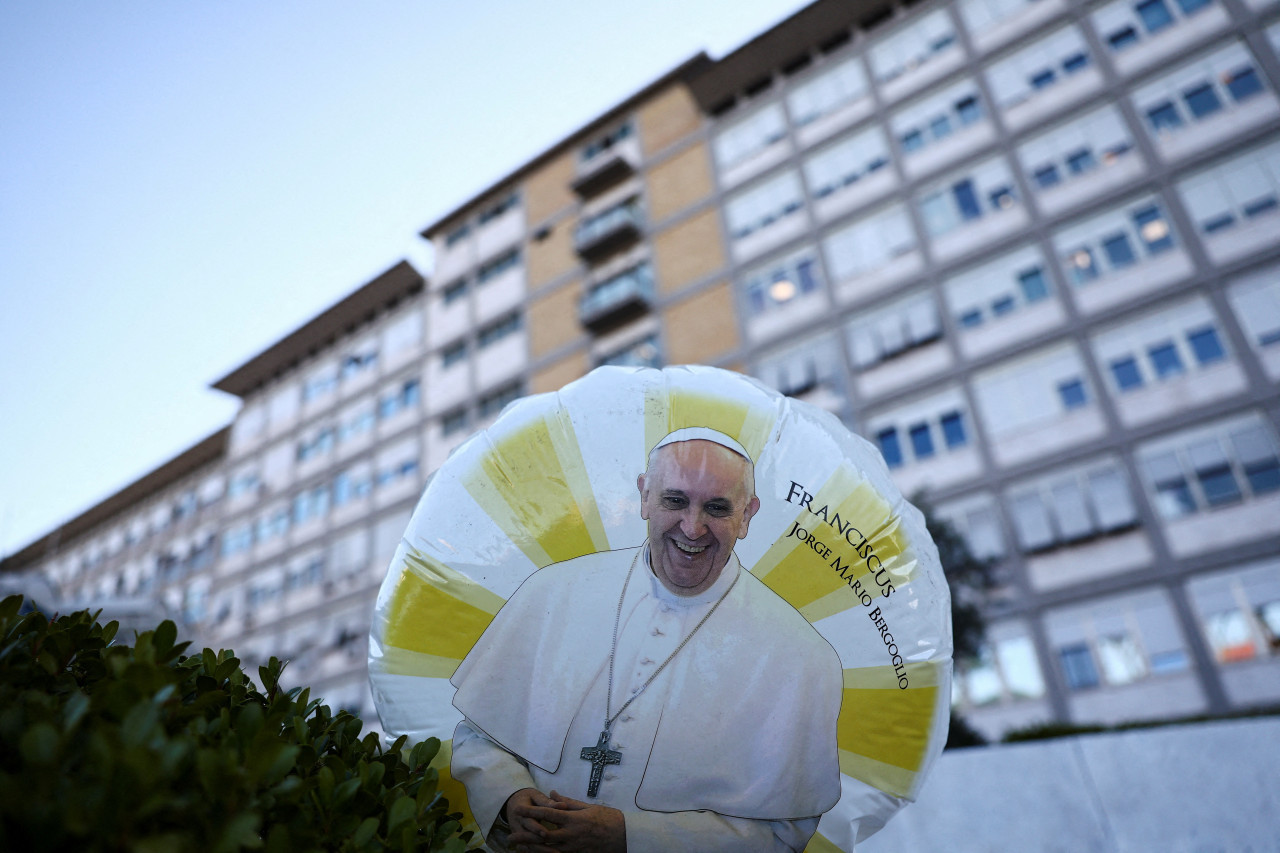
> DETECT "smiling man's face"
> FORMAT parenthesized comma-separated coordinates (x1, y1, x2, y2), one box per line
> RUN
(637, 439, 760, 596)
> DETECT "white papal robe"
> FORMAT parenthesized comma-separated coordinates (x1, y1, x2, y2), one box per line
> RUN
(450, 545, 843, 852)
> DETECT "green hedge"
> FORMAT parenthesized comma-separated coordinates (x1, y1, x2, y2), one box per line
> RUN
(0, 595, 473, 852)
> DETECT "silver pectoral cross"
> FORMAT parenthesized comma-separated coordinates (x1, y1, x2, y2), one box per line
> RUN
(579, 729, 621, 797)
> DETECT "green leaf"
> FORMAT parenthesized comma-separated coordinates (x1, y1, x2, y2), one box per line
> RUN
(334, 776, 361, 806)
(19, 722, 59, 765)
(154, 620, 177, 655)
(62, 691, 90, 732)
(352, 816, 379, 847)
(386, 794, 415, 837)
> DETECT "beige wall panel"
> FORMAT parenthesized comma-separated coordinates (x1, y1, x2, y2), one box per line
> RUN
(664, 281, 739, 365)
(647, 142, 713, 223)
(653, 209, 725, 295)
(637, 84, 701, 158)
(527, 221, 578, 289)
(523, 151, 576, 226)
(529, 279, 584, 358)
(531, 351, 588, 394)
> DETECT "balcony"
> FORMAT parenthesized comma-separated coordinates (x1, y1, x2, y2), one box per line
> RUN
(580, 265, 654, 332)
(574, 202, 643, 261)
(572, 146, 638, 197)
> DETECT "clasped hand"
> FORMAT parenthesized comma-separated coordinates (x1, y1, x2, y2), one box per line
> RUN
(504, 787, 625, 853)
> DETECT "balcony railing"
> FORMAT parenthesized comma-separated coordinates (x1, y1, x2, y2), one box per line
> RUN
(574, 202, 643, 261)
(572, 147, 638, 197)
(580, 265, 655, 331)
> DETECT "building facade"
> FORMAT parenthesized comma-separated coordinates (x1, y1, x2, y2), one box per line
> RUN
(4, 0, 1279, 737)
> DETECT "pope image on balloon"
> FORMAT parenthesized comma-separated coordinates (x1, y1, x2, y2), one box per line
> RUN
(368, 365, 953, 853)
(450, 427, 843, 852)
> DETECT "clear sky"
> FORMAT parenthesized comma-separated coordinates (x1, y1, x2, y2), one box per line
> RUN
(0, 0, 806, 558)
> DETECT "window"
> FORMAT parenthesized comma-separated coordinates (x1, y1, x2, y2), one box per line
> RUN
(600, 333, 662, 369)
(441, 409, 469, 437)
(755, 335, 844, 404)
(442, 279, 468, 305)
(909, 423, 935, 459)
(714, 103, 786, 170)
(442, 340, 467, 368)
(803, 126, 892, 199)
(575, 198, 642, 248)
(892, 81, 985, 158)
(986, 26, 1094, 110)
(340, 348, 378, 380)
(918, 157, 1018, 237)
(1186, 327, 1224, 364)
(338, 407, 375, 443)
(787, 57, 868, 126)
(1055, 196, 1178, 288)
(868, 9, 958, 84)
(333, 469, 372, 506)
(477, 249, 520, 284)
(1095, 0, 1216, 55)
(293, 485, 330, 525)
(946, 250, 1055, 330)
(444, 224, 470, 247)
(1147, 341, 1184, 378)
(877, 428, 903, 468)
(848, 291, 942, 367)
(378, 378, 421, 419)
(725, 171, 805, 240)
(1132, 42, 1269, 141)
(1019, 106, 1135, 197)
(743, 249, 823, 316)
(1058, 379, 1088, 409)
(477, 192, 518, 226)
(478, 313, 522, 348)
(228, 470, 260, 500)
(958, 0, 1042, 38)
(1111, 357, 1143, 390)
(479, 383, 524, 419)
(582, 122, 633, 162)
(1139, 414, 1280, 519)
(1009, 461, 1138, 551)
(377, 458, 420, 487)
(297, 426, 335, 462)
(941, 412, 968, 448)
(1189, 562, 1280, 664)
(823, 204, 916, 282)
(303, 369, 337, 402)
(1059, 644, 1100, 689)
(1178, 138, 1280, 240)
(582, 263, 654, 318)
(1227, 266, 1280, 351)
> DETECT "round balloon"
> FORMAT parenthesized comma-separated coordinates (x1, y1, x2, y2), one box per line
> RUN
(369, 364, 952, 851)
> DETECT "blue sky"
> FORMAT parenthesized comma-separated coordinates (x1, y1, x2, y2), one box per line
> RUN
(0, 0, 805, 556)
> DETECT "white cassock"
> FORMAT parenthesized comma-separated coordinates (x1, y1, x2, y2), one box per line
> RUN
(450, 544, 843, 853)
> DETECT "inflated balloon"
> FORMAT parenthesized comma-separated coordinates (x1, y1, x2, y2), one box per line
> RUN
(369, 365, 952, 851)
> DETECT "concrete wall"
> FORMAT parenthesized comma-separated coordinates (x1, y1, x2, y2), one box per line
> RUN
(858, 718, 1280, 853)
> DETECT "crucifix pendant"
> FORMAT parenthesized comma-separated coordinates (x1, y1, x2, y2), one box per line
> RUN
(579, 728, 621, 798)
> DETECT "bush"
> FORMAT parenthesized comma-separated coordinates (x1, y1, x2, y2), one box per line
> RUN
(0, 595, 473, 852)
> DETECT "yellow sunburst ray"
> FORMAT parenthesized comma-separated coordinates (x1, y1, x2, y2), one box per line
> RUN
(383, 548, 507, 662)
(835, 662, 943, 799)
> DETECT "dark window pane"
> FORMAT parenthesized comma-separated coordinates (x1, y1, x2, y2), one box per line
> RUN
(1102, 232, 1137, 268)
(1019, 267, 1049, 302)
(930, 115, 953, 140)
(1063, 52, 1090, 74)
(1030, 69, 1057, 89)
(902, 130, 924, 152)
(1225, 67, 1264, 102)
(1136, 0, 1174, 33)
(941, 412, 967, 448)
(1176, 0, 1212, 14)
(1244, 196, 1277, 218)
(992, 295, 1016, 316)
(1034, 164, 1062, 189)
(796, 259, 820, 293)
(866, 156, 889, 173)
(1183, 83, 1223, 119)
(953, 180, 982, 220)
(878, 428, 903, 468)
(1058, 378, 1088, 409)
(1198, 464, 1242, 506)
(909, 423, 936, 459)
(1147, 101, 1184, 133)
(1069, 247, 1100, 285)
(1246, 459, 1280, 495)
(959, 309, 983, 328)
(1133, 206, 1175, 253)
(1108, 26, 1139, 52)
(1111, 357, 1144, 391)
(1066, 148, 1097, 175)
(1060, 644, 1100, 690)
(1148, 341, 1185, 378)
(1203, 213, 1236, 234)
(956, 96, 982, 125)
(990, 186, 1016, 209)
(1187, 326, 1226, 365)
